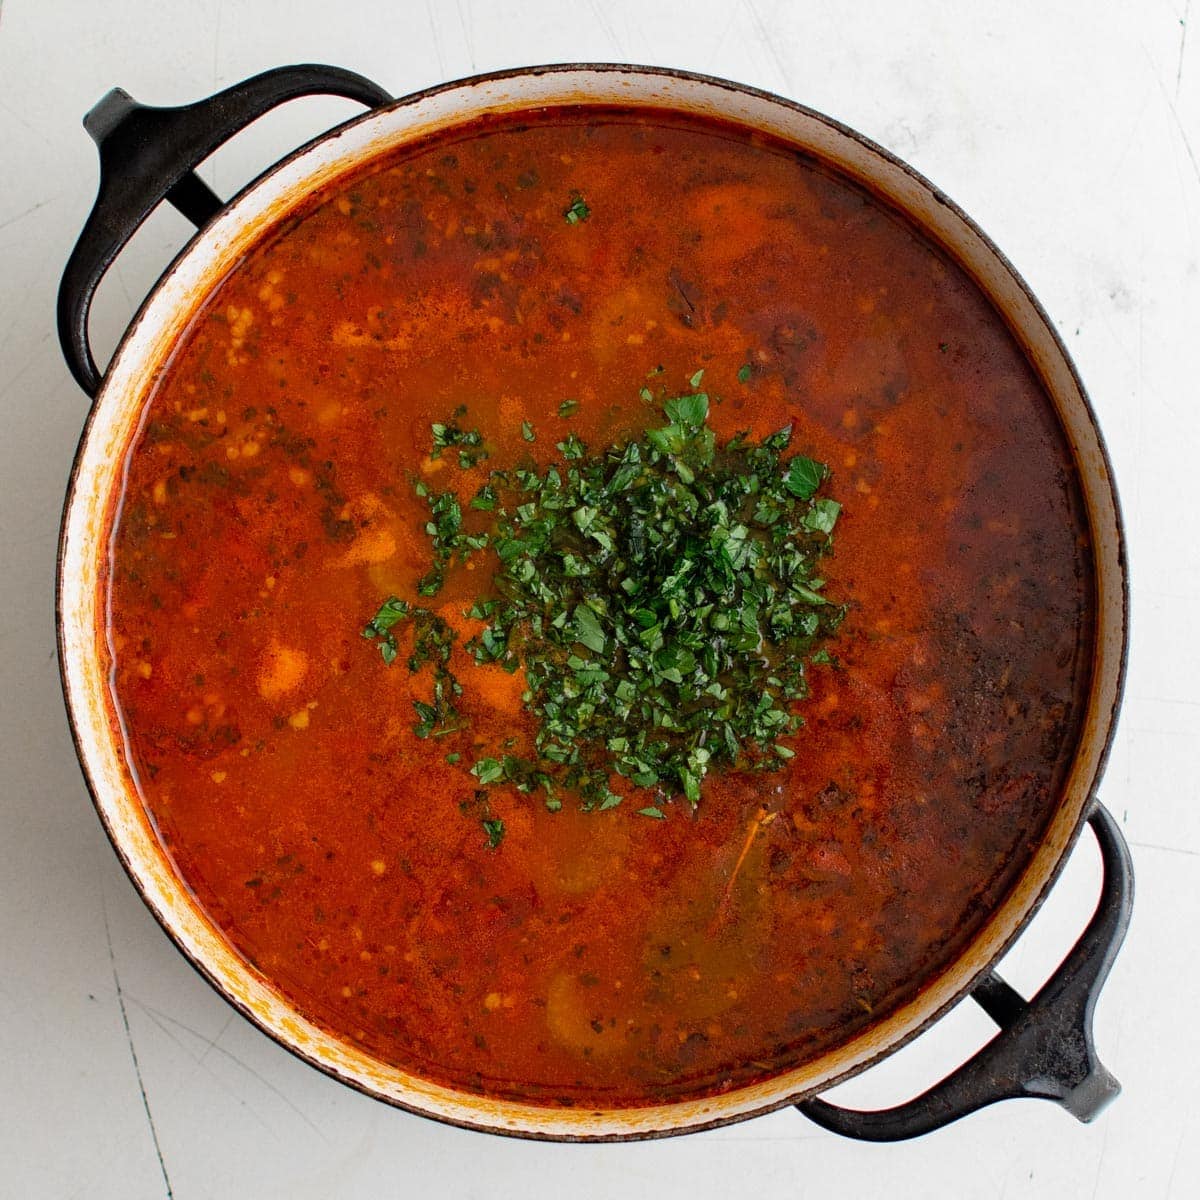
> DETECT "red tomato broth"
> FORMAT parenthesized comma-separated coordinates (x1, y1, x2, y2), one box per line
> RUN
(102, 108, 1094, 1107)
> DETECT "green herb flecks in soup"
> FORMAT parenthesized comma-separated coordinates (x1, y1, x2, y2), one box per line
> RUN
(363, 385, 845, 831)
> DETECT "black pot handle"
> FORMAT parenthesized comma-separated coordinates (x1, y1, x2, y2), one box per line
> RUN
(798, 801, 1133, 1140)
(57, 64, 392, 398)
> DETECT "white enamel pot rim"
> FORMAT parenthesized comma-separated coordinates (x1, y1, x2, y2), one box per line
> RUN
(57, 63, 1129, 1141)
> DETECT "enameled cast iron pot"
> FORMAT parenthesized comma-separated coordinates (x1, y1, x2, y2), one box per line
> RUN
(56, 64, 1132, 1142)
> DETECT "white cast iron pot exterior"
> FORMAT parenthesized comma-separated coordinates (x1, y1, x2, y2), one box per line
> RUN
(58, 65, 1127, 1140)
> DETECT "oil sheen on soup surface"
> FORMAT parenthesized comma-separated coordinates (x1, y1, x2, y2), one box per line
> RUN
(104, 108, 1093, 1107)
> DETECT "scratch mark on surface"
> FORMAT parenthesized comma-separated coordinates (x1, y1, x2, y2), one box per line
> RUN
(129, 1001, 273, 1136)
(996, 1162, 1013, 1200)
(1177, 0, 1191, 100)
(114, 261, 136, 312)
(705, 0, 744, 72)
(455, 0, 475, 71)
(212, 0, 222, 88)
(0, 237, 63, 363)
(0, 199, 50, 235)
(102, 897, 174, 1199)
(197, 1011, 236, 1065)
(1088, 1109, 1112, 1200)
(425, 0, 447, 78)
(587, 0, 625, 57)
(0, 98, 52, 145)
(0, 332, 52, 404)
(132, 997, 329, 1141)
(1166, 1124, 1187, 1195)
(1107, 96, 1152, 181)
(745, 0, 792, 92)
(1129, 839, 1200, 858)
(1145, 43, 1200, 186)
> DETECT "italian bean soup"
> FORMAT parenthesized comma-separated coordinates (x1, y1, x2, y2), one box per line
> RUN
(101, 108, 1094, 1107)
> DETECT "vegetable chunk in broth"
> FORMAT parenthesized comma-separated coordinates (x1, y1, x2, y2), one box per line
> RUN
(102, 108, 1094, 1108)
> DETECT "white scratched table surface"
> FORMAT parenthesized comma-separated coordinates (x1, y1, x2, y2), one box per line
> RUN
(1, 1, 1197, 1196)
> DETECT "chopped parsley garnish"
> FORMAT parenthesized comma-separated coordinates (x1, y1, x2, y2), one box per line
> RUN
(429, 419, 486, 463)
(481, 817, 505, 849)
(564, 194, 591, 224)
(365, 379, 846, 823)
(470, 757, 505, 785)
(785, 455, 824, 500)
(362, 602, 462, 738)
(361, 596, 409, 664)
